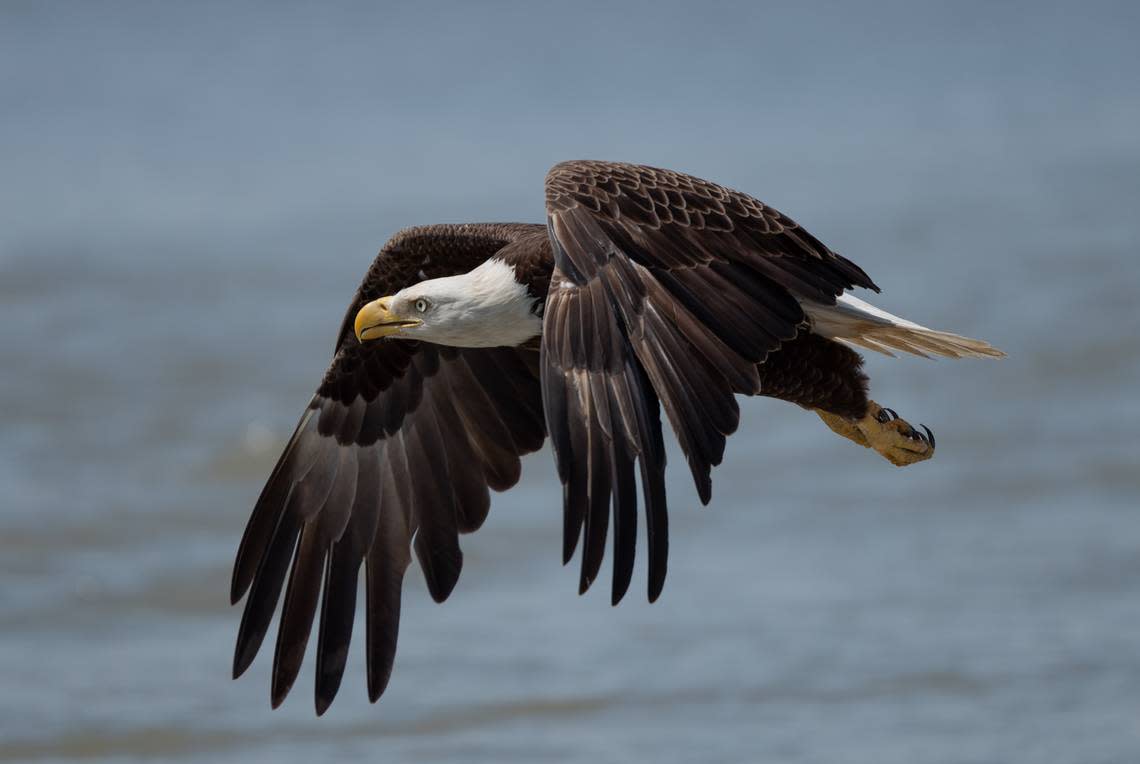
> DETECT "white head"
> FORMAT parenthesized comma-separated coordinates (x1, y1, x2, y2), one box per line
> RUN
(353, 258, 542, 348)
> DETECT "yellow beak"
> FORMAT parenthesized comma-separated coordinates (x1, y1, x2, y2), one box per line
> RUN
(354, 297, 422, 341)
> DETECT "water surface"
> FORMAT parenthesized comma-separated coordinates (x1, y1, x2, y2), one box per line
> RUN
(2, 2, 1139, 762)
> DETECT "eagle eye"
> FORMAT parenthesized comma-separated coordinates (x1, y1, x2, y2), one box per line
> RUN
(414, 298, 429, 313)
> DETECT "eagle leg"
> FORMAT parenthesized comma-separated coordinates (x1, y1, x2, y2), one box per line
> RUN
(814, 408, 869, 447)
(815, 401, 935, 467)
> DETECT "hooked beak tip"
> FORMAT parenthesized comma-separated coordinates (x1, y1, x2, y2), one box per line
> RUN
(354, 298, 390, 342)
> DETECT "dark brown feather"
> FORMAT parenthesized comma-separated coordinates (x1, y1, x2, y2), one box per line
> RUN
(542, 160, 879, 601)
(757, 330, 870, 418)
(232, 225, 547, 712)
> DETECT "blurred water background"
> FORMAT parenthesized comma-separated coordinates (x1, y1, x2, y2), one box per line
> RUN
(2, 1, 1139, 761)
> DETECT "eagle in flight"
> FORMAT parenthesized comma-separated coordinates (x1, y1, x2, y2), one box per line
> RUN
(231, 160, 1003, 713)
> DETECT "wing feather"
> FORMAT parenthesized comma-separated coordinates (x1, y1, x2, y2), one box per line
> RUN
(543, 160, 877, 600)
(232, 224, 547, 713)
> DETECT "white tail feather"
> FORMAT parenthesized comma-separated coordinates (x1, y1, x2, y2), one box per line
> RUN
(801, 293, 1005, 359)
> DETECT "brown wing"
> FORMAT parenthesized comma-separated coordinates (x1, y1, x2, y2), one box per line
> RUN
(231, 224, 547, 713)
(541, 160, 878, 603)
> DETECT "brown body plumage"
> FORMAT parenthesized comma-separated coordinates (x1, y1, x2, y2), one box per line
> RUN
(232, 161, 1001, 713)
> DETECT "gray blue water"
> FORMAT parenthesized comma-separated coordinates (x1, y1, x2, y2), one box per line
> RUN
(2, 2, 1139, 761)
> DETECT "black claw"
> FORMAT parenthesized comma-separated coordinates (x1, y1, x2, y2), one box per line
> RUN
(875, 408, 892, 424)
(921, 425, 935, 449)
(885, 408, 898, 420)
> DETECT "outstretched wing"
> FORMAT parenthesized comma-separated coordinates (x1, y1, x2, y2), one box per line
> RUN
(232, 224, 547, 713)
(541, 160, 878, 603)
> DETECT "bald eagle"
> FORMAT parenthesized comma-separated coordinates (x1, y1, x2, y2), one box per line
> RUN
(231, 161, 1002, 713)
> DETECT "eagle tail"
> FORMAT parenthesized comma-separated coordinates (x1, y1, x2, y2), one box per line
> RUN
(802, 293, 1005, 359)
